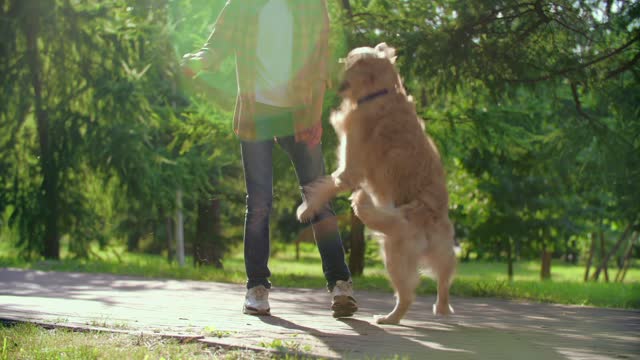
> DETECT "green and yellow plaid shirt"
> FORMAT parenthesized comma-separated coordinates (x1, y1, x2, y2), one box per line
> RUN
(199, 0, 330, 141)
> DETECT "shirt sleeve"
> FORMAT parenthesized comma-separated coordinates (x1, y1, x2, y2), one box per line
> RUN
(199, 0, 238, 71)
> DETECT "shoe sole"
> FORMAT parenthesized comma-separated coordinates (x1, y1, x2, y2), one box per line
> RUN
(243, 306, 271, 316)
(332, 295, 358, 318)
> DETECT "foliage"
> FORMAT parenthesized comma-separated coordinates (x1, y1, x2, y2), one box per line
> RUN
(0, 0, 242, 262)
(0, 0, 637, 281)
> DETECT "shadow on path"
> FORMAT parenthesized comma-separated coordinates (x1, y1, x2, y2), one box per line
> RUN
(2, 268, 639, 359)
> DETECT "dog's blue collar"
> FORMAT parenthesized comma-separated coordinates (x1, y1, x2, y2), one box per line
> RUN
(357, 89, 390, 105)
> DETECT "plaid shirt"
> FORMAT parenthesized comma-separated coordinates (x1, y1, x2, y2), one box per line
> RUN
(199, 0, 330, 140)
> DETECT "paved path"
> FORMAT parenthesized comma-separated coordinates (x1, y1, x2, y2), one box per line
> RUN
(0, 268, 638, 359)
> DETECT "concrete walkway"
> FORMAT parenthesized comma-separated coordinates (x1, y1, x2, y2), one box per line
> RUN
(0, 268, 638, 359)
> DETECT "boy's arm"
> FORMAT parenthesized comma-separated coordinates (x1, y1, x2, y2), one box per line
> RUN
(182, 0, 237, 73)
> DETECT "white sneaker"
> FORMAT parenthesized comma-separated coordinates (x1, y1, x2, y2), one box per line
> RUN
(331, 280, 358, 318)
(243, 285, 271, 316)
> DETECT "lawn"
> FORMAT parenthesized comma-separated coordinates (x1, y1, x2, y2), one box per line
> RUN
(0, 322, 283, 360)
(1, 241, 638, 309)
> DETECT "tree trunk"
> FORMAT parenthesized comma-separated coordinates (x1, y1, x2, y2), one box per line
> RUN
(506, 238, 514, 281)
(339, 0, 352, 17)
(584, 232, 596, 281)
(175, 190, 185, 266)
(127, 229, 141, 252)
(592, 224, 631, 281)
(592, 231, 606, 281)
(563, 235, 570, 262)
(348, 208, 365, 276)
(193, 196, 223, 268)
(540, 245, 552, 280)
(165, 216, 174, 263)
(600, 231, 610, 281)
(24, 0, 59, 259)
(616, 231, 637, 282)
(462, 247, 471, 262)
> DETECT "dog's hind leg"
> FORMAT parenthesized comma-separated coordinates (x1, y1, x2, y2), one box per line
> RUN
(432, 249, 455, 315)
(374, 234, 420, 325)
(351, 189, 408, 234)
(425, 219, 456, 316)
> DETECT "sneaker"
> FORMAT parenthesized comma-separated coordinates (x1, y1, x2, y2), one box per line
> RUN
(331, 280, 358, 318)
(243, 285, 271, 316)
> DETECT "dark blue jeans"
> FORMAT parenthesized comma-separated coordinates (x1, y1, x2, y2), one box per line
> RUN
(241, 126, 351, 291)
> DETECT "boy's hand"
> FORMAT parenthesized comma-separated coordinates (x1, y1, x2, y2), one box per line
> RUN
(295, 122, 323, 149)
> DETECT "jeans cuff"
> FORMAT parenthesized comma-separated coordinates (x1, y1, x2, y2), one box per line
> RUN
(247, 279, 271, 290)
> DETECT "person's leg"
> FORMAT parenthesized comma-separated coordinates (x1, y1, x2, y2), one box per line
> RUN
(241, 139, 275, 290)
(277, 135, 351, 290)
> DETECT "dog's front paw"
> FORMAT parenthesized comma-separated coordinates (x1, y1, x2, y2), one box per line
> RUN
(296, 202, 316, 223)
(432, 303, 454, 316)
(374, 314, 400, 325)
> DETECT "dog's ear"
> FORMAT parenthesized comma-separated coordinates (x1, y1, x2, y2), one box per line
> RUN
(375, 42, 397, 64)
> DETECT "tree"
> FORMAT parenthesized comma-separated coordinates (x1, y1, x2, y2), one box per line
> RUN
(0, 0, 214, 259)
(2, 0, 158, 258)
(337, 0, 639, 275)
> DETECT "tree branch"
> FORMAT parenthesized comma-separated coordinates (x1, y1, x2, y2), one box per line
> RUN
(569, 82, 636, 149)
(570, 82, 591, 120)
(552, 16, 594, 42)
(605, 51, 640, 79)
(507, 33, 640, 83)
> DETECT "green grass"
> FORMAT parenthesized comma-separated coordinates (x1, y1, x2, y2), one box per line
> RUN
(258, 339, 312, 354)
(0, 322, 275, 360)
(1, 242, 638, 309)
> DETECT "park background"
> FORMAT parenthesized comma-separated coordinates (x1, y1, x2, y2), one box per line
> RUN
(1, 0, 639, 313)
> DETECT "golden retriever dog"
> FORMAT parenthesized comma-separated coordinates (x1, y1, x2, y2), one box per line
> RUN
(297, 43, 456, 325)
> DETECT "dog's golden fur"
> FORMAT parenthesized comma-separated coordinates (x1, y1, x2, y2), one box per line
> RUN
(297, 43, 456, 325)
